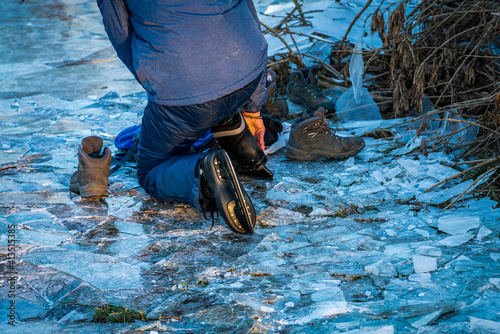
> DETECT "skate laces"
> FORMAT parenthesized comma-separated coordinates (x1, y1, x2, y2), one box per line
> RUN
(199, 168, 218, 230)
(200, 189, 218, 230)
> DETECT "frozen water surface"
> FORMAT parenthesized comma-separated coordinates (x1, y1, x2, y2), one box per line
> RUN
(1, 0, 500, 333)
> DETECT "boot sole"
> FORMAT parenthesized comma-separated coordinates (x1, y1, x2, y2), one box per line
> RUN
(70, 182, 108, 198)
(203, 150, 255, 235)
(285, 143, 365, 161)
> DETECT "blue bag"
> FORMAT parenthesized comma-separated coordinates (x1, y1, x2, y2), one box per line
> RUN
(111, 125, 214, 174)
(115, 124, 141, 151)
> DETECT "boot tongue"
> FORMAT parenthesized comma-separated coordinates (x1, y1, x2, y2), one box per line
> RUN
(313, 107, 326, 120)
(82, 136, 104, 156)
(305, 65, 319, 85)
(307, 108, 330, 132)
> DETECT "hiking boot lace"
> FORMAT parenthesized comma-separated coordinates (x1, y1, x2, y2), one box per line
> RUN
(307, 85, 324, 99)
(303, 119, 336, 138)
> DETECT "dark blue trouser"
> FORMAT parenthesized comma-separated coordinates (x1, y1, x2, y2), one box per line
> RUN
(137, 77, 260, 210)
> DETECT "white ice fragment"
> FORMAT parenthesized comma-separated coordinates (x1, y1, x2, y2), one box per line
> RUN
(230, 293, 274, 313)
(344, 156, 355, 167)
(258, 207, 305, 227)
(334, 321, 361, 331)
(155, 258, 167, 266)
(394, 136, 423, 156)
(22, 249, 145, 290)
(413, 255, 437, 273)
(358, 237, 384, 251)
(417, 179, 479, 205)
(309, 207, 330, 216)
(285, 302, 294, 308)
(470, 317, 500, 333)
(230, 282, 243, 288)
(437, 215, 479, 235)
(417, 178, 439, 190)
(408, 273, 432, 282)
(365, 260, 398, 277)
(58, 310, 92, 323)
(490, 253, 500, 262)
(397, 158, 420, 178)
(489, 278, 500, 290)
(384, 243, 414, 258)
(371, 170, 386, 183)
(435, 233, 474, 247)
(345, 164, 363, 172)
(357, 185, 386, 195)
(289, 301, 352, 325)
(418, 246, 442, 258)
(264, 123, 291, 155)
(340, 325, 394, 334)
(311, 286, 345, 302)
(135, 321, 168, 332)
(415, 229, 430, 238)
(106, 196, 142, 220)
(351, 40, 363, 104)
(408, 224, 416, 230)
(384, 165, 402, 180)
(385, 229, 397, 237)
(197, 266, 221, 279)
(336, 41, 381, 122)
(477, 226, 492, 240)
(260, 305, 275, 313)
(426, 164, 460, 180)
(410, 310, 442, 328)
(439, 110, 478, 144)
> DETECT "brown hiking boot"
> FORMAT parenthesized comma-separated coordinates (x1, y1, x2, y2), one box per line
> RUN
(287, 65, 336, 117)
(70, 136, 111, 197)
(285, 108, 365, 161)
(261, 69, 289, 119)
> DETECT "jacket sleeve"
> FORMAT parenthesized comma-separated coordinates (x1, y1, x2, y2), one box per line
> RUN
(96, 0, 137, 79)
(243, 70, 268, 113)
(246, 0, 260, 24)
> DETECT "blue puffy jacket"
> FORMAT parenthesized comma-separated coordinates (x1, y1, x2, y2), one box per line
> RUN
(96, 0, 268, 109)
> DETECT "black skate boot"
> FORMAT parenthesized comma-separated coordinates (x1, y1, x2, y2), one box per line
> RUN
(199, 149, 256, 235)
(211, 113, 273, 179)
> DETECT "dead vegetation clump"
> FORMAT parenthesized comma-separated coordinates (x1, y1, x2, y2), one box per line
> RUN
(261, 0, 500, 204)
(362, 0, 500, 203)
